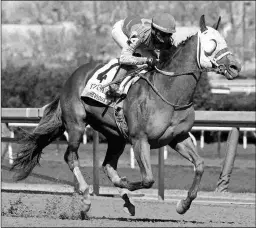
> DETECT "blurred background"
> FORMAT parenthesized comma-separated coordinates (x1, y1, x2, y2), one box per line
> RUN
(1, 1, 255, 110)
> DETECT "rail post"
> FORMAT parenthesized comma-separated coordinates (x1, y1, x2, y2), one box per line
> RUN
(93, 130, 99, 195)
(158, 147, 165, 200)
(215, 127, 239, 192)
(130, 146, 135, 169)
(217, 131, 221, 158)
(243, 131, 247, 149)
(200, 130, 204, 148)
(8, 131, 14, 164)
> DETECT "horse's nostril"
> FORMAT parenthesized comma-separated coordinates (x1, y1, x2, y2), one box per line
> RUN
(229, 64, 239, 72)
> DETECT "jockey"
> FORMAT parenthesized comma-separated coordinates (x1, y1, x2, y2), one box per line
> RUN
(110, 12, 176, 95)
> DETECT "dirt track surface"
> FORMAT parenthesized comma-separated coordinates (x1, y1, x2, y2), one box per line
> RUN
(2, 192, 255, 227)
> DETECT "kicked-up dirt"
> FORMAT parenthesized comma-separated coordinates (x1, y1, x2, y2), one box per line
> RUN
(1, 192, 255, 227)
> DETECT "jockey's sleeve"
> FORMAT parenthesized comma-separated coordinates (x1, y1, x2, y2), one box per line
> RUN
(119, 31, 148, 65)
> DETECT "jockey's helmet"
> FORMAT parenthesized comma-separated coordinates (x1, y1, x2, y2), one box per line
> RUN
(151, 13, 176, 49)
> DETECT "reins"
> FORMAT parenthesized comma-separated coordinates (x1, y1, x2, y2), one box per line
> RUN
(147, 65, 222, 110)
(105, 63, 218, 110)
(154, 66, 215, 78)
(139, 74, 194, 110)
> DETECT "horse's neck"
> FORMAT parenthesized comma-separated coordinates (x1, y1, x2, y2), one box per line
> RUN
(155, 35, 200, 106)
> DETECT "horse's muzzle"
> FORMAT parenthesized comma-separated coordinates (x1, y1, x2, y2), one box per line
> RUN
(225, 55, 242, 80)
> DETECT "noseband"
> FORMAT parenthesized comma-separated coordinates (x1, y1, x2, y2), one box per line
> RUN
(209, 47, 231, 75)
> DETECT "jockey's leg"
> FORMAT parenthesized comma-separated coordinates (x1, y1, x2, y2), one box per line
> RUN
(111, 19, 149, 96)
(108, 65, 134, 95)
(111, 18, 131, 87)
(113, 65, 130, 84)
(112, 19, 127, 49)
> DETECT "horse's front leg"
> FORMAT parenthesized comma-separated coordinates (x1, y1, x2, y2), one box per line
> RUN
(102, 137, 136, 216)
(170, 133, 204, 214)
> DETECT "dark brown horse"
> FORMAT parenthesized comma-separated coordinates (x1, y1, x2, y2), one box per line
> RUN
(11, 15, 241, 217)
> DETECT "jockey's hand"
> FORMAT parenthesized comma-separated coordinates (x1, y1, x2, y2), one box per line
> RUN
(146, 57, 159, 68)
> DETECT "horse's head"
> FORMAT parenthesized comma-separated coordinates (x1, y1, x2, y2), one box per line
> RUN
(198, 15, 241, 80)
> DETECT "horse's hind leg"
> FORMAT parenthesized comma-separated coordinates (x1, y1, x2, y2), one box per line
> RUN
(102, 137, 135, 216)
(169, 133, 204, 214)
(63, 109, 91, 214)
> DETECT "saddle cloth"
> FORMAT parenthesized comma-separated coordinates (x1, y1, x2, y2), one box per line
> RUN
(81, 58, 146, 107)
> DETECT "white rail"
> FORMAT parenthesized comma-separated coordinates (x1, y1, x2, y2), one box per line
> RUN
(4, 123, 255, 166)
(191, 126, 256, 149)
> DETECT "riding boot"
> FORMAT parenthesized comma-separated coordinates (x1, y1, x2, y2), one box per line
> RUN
(108, 65, 132, 96)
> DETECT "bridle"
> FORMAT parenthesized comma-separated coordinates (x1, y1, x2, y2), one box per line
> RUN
(154, 32, 231, 78)
(207, 47, 231, 75)
(139, 32, 232, 110)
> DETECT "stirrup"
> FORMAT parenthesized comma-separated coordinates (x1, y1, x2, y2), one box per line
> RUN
(107, 85, 122, 98)
(109, 84, 119, 91)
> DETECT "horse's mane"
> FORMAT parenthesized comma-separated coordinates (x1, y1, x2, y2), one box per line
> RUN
(159, 34, 195, 68)
(177, 35, 194, 48)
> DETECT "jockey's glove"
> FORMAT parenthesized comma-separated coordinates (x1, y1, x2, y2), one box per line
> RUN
(146, 57, 159, 68)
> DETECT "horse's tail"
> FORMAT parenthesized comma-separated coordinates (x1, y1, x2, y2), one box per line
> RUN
(11, 96, 65, 181)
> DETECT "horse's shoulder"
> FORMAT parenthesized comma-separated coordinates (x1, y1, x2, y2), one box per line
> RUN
(127, 71, 155, 103)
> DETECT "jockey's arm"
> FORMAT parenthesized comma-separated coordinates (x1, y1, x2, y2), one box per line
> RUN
(119, 34, 148, 66)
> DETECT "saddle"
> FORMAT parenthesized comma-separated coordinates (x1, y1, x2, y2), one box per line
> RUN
(81, 58, 148, 140)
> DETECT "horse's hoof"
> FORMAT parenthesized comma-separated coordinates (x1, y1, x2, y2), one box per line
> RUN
(80, 211, 90, 220)
(121, 176, 127, 181)
(81, 198, 91, 213)
(176, 199, 188, 215)
(122, 193, 135, 216)
(123, 201, 135, 216)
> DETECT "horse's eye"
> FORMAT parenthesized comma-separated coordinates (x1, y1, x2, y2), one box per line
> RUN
(204, 39, 217, 56)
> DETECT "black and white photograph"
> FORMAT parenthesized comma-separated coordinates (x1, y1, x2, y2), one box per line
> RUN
(1, 1, 255, 227)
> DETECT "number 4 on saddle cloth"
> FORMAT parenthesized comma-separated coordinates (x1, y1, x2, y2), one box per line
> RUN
(81, 58, 147, 108)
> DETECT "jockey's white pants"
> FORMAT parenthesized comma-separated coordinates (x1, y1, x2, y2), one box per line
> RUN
(111, 20, 155, 59)
(112, 20, 128, 49)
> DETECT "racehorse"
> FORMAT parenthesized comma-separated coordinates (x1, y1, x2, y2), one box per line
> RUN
(11, 15, 241, 217)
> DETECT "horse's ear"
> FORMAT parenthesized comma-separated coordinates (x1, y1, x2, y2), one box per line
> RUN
(212, 16, 221, 30)
(199, 15, 207, 32)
